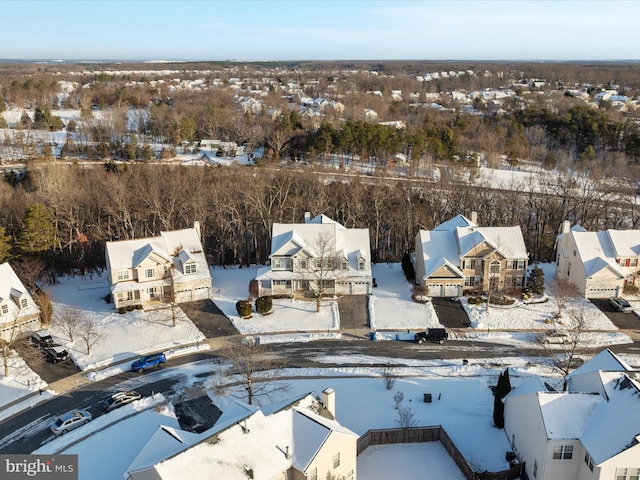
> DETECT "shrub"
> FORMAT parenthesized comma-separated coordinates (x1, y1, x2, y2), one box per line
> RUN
(126, 305, 135, 311)
(236, 300, 253, 318)
(135, 304, 143, 309)
(467, 296, 486, 305)
(411, 285, 430, 303)
(255, 296, 273, 314)
(526, 265, 545, 295)
(401, 252, 415, 283)
(489, 296, 516, 306)
(118, 307, 127, 314)
(624, 284, 639, 295)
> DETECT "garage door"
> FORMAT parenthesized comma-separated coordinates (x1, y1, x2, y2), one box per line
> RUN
(350, 282, 370, 295)
(193, 286, 211, 300)
(428, 284, 443, 297)
(175, 289, 193, 302)
(445, 283, 460, 297)
(586, 286, 618, 299)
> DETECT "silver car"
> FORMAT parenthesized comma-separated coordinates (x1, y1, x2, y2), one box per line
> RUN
(50, 410, 92, 435)
(609, 297, 632, 313)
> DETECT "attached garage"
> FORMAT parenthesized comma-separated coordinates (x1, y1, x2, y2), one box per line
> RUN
(585, 285, 620, 299)
(427, 284, 443, 297)
(349, 282, 370, 295)
(444, 283, 461, 297)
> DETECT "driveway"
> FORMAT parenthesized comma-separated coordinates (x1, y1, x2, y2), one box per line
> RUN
(589, 298, 640, 330)
(337, 295, 369, 330)
(431, 297, 471, 328)
(179, 299, 238, 338)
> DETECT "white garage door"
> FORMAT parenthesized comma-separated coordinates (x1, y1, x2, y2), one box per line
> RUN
(175, 289, 193, 303)
(586, 286, 618, 299)
(350, 282, 370, 295)
(445, 283, 460, 297)
(428, 284, 443, 297)
(192, 286, 211, 300)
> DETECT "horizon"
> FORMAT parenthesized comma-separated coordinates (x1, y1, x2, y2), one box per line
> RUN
(2, 1, 640, 62)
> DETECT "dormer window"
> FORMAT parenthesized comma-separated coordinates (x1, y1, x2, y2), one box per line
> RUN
(145, 268, 155, 279)
(20, 298, 28, 309)
(358, 259, 365, 271)
(1, 304, 7, 315)
(117, 269, 130, 281)
(185, 263, 197, 274)
(341, 259, 348, 270)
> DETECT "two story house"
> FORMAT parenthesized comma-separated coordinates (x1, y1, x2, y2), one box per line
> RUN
(255, 213, 372, 297)
(0, 262, 41, 340)
(414, 213, 528, 297)
(503, 349, 640, 480)
(105, 223, 212, 310)
(125, 389, 358, 480)
(555, 220, 640, 298)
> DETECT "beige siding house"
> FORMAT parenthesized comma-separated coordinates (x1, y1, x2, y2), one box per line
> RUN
(555, 220, 640, 298)
(414, 213, 528, 297)
(105, 223, 212, 309)
(504, 349, 640, 480)
(0, 262, 41, 340)
(126, 389, 358, 480)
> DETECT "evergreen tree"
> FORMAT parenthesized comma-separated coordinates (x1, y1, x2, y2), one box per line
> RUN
(493, 368, 511, 428)
(18, 204, 56, 254)
(0, 226, 13, 262)
(526, 264, 545, 295)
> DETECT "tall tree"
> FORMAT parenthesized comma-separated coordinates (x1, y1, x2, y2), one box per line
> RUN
(17, 204, 56, 255)
(493, 368, 511, 428)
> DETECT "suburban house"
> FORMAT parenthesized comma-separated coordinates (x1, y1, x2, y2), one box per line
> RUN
(125, 389, 358, 480)
(555, 220, 640, 298)
(0, 262, 41, 339)
(414, 213, 528, 297)
(255, 213, 372, 297)
(105, 223, 212, 310)
(503, 349, 640, 480)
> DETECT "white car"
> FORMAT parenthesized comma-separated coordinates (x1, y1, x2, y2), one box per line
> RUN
(609, 297, 632, 313)
(543, 331, 571, 344)
(50, 410, 92, 435)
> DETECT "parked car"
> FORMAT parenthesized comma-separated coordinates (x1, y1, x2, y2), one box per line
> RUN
(44, 345, 70, 363)
(543, 330, 571, 344)
(101, 390, 142, 412)
(131, 353, 166, 373)
(50, 410, 92, 435)
(609, 296, 632, 313)
(415, 328, 449, 344)
(30, 330, 54, 349)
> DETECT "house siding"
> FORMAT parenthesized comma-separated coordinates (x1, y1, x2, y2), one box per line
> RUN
(305, 432, 357, 480)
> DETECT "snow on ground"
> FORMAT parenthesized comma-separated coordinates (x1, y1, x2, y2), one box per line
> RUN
(369, 263, 440, 330)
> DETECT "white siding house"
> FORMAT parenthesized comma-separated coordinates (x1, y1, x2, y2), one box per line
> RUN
(105, 224, 212, 309)
(414, 213, 528, 297)
(255, 213, 372, 297)
(0, 262, 41, 339)
(504, 349, 640, 480)
(555, 220, 640, 298)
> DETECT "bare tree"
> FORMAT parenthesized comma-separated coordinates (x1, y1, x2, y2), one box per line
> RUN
(538, 304, 594, 390)
(0, 317, 21, 377)
(548, 278, 580, 318)
(53, 306, 84, 342)
(33, 289, 52, 328)
(396, 406, 417, 429)
(380, 366, 397, 390)
(220, 338, 290, 406)
(76, 318, 105, 355)
(393, 391, 404, 409)
(302, 231, 341, 312)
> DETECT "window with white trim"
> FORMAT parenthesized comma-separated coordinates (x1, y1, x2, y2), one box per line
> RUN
(148, 287, 157, 299)
(346, 470, 354, 480)
(184, 263, 197, 274)
(1, 304, 8, 315)
(517, 260, 525, 270)
(463, 259, 477, 270)
(272, 257, 292, 270)
(20, 298, 28, 308)
(490, 260, 500, 275)
(516, 276, 524, 287)
(145, 268, 155, 279)
(299, 259, 308, 270)
(309, 467, 318, 480)
(584, 452, 594, 472)
(616, 468, 640, 480)
(341, 259, 348, 270)
(358, 259, 365, 271)
(117, 269, 130, 281)
(117, 291, 134, 301)
(333, 452, 340, 468)
(552, 444, 573, 460)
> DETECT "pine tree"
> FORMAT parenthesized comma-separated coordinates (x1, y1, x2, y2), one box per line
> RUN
(18, 204, 56, 254)
(0, 226, 13, 263)
(526, 264, 545, 295)
(493, 368, 511, 428)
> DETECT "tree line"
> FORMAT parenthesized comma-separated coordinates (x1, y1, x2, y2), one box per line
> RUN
(0, 162, 636, 279)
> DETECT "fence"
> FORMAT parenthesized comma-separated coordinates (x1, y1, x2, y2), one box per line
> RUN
(357, 426, 523, 480)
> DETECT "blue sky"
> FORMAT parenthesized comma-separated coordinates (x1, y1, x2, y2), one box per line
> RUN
(2, 0, 639, 61)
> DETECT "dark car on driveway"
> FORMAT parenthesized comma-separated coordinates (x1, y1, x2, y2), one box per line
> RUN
(131, 353, 166, 373)
(415, 328, 449, 344)
(44, 345, 70, 363)
(30, 330, 54, 349)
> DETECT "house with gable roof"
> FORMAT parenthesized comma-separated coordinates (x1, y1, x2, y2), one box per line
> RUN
(0, 262, 41, 339)
(414, 212, 528, 297)
(125, 389, 358, 480)
(105, 222, 212, 310)
(503, 349, 640, 480)
(255, 212, 372, 297)
(554, 220, 640, 298)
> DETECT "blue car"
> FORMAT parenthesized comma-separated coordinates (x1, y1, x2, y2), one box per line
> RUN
(131, 353, 166, 373)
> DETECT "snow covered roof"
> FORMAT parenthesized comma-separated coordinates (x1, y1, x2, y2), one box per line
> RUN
(572, 231, 624, 278)
(434, 214, 476, 231)
(569, 348, 632, 379)
(144, 393, 357, 480)
(538, 392, 601, 440)
(416, 230, 463, 279)
(606, 229, 640, 257)
(0, 262, 40, 321)
(505, 376, 550, 398)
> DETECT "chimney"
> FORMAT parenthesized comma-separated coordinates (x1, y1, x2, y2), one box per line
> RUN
(470, 211, 477, 225)
(322, 387, 336, 418)
(193, 220, 201, 239)
(304, 212, 311, 223)
(561, 220, 570, 234)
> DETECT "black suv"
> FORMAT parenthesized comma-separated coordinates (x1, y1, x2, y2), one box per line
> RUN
(415, 328, 449, 344)
(30, 330, 54, 349)
(44, 345, 70, 363)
